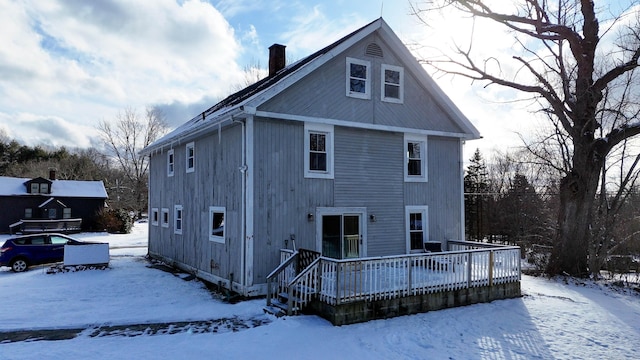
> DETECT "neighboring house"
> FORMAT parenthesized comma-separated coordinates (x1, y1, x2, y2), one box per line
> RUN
(142, 18, 481, 297)
(0, 171, 108, 233)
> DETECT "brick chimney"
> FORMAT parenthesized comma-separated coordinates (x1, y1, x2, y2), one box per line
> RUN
(49, 169, 56, 180)
(268, 44, 286, 77)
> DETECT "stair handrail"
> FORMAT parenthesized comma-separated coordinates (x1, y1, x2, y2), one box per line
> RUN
(266, 251, 299, 307)
(286, 256, 322, 315)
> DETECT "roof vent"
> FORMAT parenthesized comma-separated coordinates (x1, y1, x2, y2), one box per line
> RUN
(365, 43, 383, 57)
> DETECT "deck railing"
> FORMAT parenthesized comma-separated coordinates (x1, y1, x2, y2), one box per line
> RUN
(270, 241, 521, 310)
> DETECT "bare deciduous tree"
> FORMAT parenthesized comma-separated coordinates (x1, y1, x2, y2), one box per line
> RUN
(98, 107, 168, 216)
(412, 1, 640, 276)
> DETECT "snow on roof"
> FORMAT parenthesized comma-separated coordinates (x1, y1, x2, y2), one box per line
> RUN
(0, 177, 108, 198)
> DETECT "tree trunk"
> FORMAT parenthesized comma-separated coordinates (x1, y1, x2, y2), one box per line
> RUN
(548, 149, 602, 277)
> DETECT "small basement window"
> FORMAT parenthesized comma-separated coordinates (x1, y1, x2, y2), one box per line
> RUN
(161, 208, 169, 228)
(151, 208, 159, 226)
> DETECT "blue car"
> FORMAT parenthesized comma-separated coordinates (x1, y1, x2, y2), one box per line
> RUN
(0, 233, 85, 272)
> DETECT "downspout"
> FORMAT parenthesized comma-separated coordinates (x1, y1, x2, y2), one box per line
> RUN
(234, 118, 247, 294)
(244, 111, 255, 291)
(459, 139, 466, 242)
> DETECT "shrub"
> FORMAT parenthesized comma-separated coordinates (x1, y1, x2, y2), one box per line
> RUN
(96, 208, 134, 234)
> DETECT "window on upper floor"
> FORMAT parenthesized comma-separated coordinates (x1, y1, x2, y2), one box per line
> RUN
(346, 57, 371, 99)
(186, 142, 195, 173)
(63, 208, 71, 219)
(209, 206, 225, 244)
(29, 182, 49, 194)
(381, 64, 404, 103)
(24, 208, 32, 219)
(174, 205, 183, 235)
(151, 208, 159, 226)
(167, 149, 174, 177)
(304, 123, 334, 179)
(404, 134, 428, 182)
(406, 206, 428, 253)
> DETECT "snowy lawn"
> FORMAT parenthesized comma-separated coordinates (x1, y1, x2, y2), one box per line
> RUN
(1, 224, 638, 359)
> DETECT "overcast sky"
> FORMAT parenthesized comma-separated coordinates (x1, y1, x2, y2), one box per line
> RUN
(0, 0, 634, 160)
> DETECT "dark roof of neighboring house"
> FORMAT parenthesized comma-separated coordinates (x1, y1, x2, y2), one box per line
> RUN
(0, 177, 108, 198)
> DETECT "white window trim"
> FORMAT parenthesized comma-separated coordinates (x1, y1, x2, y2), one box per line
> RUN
(381, 64, 404, 103)
(406, 205, 428, 253)
(186, 142, 195, 173)
(174, 205, 183, 235)
(404, 134, 428, 182)
(151, 208, 159, 226)
(304, 123, 334, 179)
(161, 208, 169, 228)
(209, 206, 225, 243)
(346, 57, 371, 100)
(167, 149, 175, 177)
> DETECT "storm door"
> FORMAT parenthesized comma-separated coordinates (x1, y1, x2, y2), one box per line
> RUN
(320, 213, 362, 259)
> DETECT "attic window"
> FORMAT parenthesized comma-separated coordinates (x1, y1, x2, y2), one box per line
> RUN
(346, 57, 371, 99)
(365, 43, 383, 57)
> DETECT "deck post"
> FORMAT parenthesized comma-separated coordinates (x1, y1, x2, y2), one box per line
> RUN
(335, 262, 341, 305)
(467, 252, 472, 288)
(266, 277, 272, 306)
(407, 258, 413, 295)
(488, 250, 494, 287)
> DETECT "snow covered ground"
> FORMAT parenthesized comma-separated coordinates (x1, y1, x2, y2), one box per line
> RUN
(1, 224, 638, 359)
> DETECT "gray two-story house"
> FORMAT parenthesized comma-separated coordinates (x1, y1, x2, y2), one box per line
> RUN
(142, 18, 481, 297)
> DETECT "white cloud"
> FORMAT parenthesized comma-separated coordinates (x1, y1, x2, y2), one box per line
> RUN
(0, 0, 246, 147)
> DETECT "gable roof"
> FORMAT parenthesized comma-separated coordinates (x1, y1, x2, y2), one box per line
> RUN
(0, 177, 108, 198)
(143, 18, 480, 155)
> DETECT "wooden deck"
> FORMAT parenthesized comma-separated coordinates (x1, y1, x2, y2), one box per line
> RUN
(266, 241, 521, 325)
(9, 218, 83, 234)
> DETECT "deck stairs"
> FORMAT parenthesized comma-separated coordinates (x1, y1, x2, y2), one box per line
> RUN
(264, 249, 320, 317)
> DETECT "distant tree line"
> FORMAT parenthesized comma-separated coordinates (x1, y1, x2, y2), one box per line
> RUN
(465, 148, 640, 276)
(0, 107, 168, 223)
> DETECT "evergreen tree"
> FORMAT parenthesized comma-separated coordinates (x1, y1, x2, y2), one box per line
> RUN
(464, 149, 489, 241)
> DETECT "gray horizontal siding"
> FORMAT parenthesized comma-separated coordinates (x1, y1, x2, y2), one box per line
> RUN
(259, 33, 464, 134)
(405, 136, 463, 242)
(148, 124, 243, 284)
(252, 118, 334, 284)
(334, 127, 405, 256)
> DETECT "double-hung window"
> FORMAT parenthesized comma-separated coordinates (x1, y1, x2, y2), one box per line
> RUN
(63, 208, 71, 219)
(406, 206, 428, 253)
(186, 142, 195, 173)
(174, 205, 183, 235)
(404, 134, 428, 182)
(304, 123, 334, 179)
(161, 208, 169, 228)
(346, 58, 371, 99)
(209, 206, 225, 243)
(167, 149, 174, 177)
(381, 64, 404, 103)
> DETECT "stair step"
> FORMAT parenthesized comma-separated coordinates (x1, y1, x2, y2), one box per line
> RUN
(263, 305, 287, 318)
